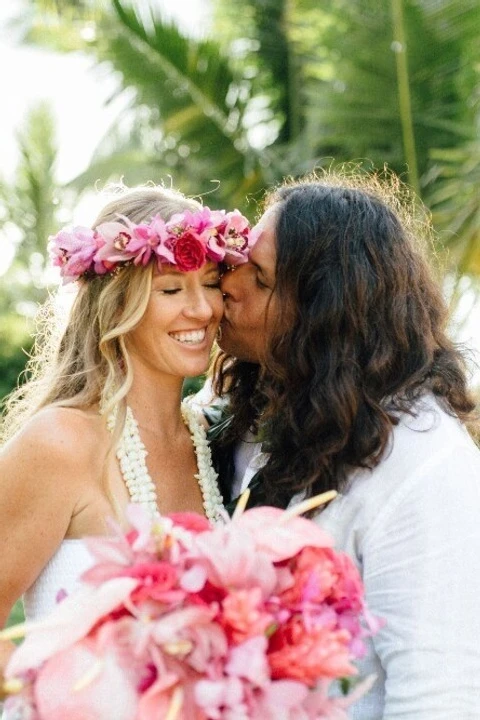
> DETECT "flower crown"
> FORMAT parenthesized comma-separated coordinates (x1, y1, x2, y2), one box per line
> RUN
(49, 206, 255, 284)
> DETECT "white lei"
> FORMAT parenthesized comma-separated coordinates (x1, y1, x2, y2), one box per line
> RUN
(106, 400, 224, 524)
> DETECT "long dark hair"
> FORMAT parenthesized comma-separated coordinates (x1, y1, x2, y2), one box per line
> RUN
(214, 172, 477, 506)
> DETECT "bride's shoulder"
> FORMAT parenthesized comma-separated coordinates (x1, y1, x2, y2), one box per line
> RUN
(2, 405, 106, 465)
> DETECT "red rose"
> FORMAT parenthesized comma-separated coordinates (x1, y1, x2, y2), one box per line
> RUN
(173, 232, 206, 271)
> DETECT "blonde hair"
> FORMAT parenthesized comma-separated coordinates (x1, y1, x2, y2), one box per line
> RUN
(1, 184, 201, 444)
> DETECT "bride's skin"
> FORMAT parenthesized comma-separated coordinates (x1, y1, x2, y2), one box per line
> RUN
(0, 262, 223, 675)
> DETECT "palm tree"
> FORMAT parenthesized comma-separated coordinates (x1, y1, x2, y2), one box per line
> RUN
(20, 0, 480, 277)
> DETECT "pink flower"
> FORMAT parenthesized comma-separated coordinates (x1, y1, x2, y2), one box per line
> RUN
(194, 675, 246, 719)
(33, 620, 150, 720)
(234, 506, 333, 563)
(225, 636, 270, 686)
(48, 226, 102, 283)
(147, 215, 175, 265)
(281, 547, 344, 607)
(192, 525, 277, 596)
(222, 210, 258, 266)
(205, 233, 227, 262)
(151, 605, 216, 647)
(186, 622, 229, 674)
(126, 224, 162, 267)
(126, 561, 178, 603)
(6, 578, 139, 677)
(221, 588, 274, 644)
(93, 220, 136, 265)
(136, 670, 187, 720)
(169, 207, 225, 236)
(167, 512, 211, 534)
(254, 679, 309, 719)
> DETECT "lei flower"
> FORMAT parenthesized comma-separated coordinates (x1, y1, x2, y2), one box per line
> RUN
(48, 207, 256, 284)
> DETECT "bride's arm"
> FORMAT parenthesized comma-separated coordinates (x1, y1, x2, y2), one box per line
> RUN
(0, 409, 86, 655)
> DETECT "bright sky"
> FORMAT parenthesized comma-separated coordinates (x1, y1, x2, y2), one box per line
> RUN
(0, 0, 212, 188)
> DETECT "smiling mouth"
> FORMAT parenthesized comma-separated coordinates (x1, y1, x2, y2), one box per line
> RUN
(169, 328, 207, 345)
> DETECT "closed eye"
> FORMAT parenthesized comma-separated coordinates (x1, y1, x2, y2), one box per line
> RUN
(256, 275, 269, 289)
(160, 288, 181, 295)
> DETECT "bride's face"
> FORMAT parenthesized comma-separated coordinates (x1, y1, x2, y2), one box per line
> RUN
(127, 262, 223, 380)
(219, 207, 279, 363)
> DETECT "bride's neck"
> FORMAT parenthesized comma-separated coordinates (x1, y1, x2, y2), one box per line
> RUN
(127, 373, 185, 437)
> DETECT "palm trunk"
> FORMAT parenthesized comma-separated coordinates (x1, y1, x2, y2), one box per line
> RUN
(390, 0, 420, 196)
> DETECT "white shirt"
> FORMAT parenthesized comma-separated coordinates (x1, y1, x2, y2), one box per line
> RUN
(314, 397, 480, 719)
(198, 387, 480, 719)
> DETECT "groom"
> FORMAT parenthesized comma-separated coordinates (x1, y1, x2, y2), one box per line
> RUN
(204, 176, 477, 512)
(204, 175, 480, 720)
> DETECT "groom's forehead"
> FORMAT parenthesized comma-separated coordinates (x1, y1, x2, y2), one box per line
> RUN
(250, 228, 276, 276)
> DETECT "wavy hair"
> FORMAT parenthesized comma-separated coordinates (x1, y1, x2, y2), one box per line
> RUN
(214, 171, 477, 506)
(1, 185, 201, 445)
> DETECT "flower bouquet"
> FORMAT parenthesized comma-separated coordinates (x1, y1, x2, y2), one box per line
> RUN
(1, 493, 379, 719)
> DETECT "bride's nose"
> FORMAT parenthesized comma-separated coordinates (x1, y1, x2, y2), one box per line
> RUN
(183, 287, 214, 320)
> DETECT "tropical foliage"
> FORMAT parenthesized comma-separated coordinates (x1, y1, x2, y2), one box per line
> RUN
(1, 0, 479, 403)
(22, 0, 479, 239)
(0, 102, 71, 401)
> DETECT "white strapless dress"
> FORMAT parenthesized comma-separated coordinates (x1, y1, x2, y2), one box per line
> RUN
(23, 540, 94, 621)
(1, 543, 94, 718)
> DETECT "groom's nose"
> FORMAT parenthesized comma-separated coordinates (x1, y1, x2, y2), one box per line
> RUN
(221, 265, 247, 299)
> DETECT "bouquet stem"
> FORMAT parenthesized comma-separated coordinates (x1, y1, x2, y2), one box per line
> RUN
(165, 686, 184, 720)
(280, 490, 338, 521)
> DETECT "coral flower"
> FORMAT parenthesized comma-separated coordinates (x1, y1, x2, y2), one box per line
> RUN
(268, 617, 356, 685)
(221, 588, 275, 644)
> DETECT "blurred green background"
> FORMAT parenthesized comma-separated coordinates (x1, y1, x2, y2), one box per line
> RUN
(1, 0, 479, 625)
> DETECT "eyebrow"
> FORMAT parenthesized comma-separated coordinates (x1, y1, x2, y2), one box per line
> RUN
(157, 269, 183, 278)
(157, 267, 220, 280)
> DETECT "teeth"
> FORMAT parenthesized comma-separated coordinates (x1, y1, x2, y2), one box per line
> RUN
(170, 329, 206, 344)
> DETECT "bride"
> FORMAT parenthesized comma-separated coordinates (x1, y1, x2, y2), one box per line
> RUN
(0, 184, 253, 678)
